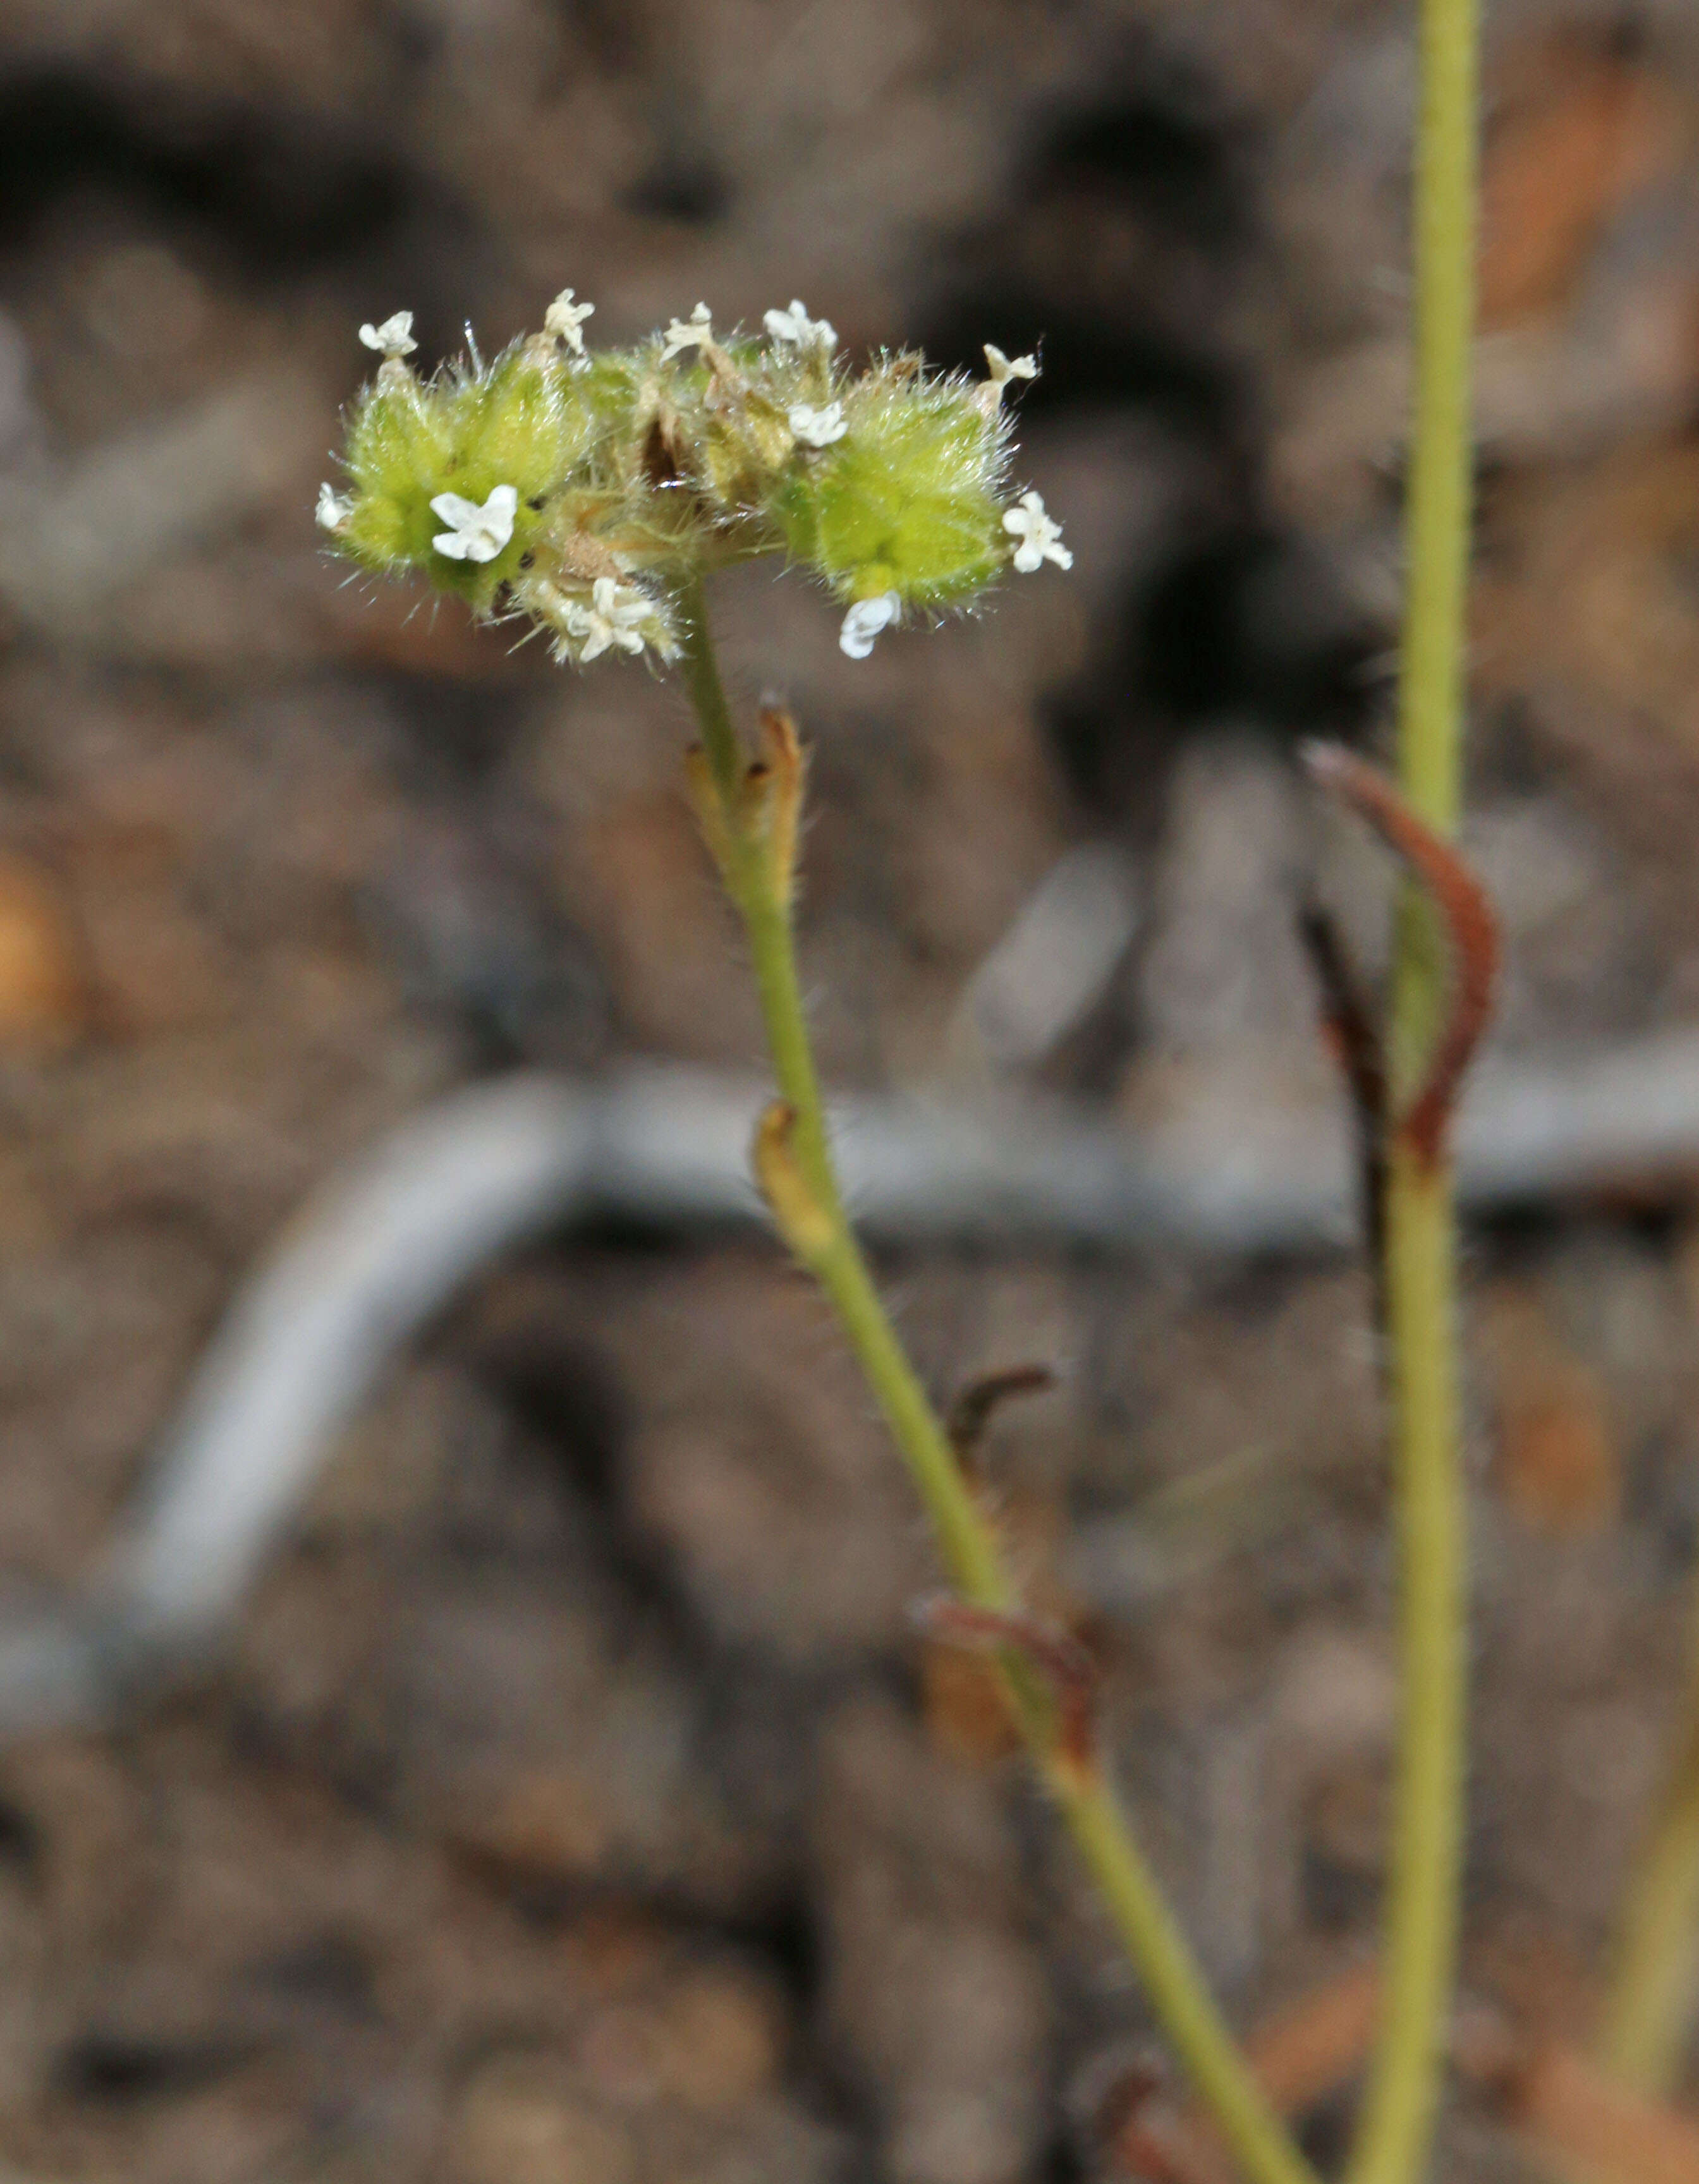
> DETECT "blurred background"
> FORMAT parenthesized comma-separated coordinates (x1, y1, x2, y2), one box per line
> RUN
(1, 0, 1699, 2178)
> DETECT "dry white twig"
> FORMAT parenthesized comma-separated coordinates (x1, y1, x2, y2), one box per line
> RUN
(4, 1032, 1699, 1737)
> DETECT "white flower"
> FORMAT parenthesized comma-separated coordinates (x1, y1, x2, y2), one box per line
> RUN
(984, 344, 1038, 393)
(359, 311, 417, 358)
(978, 346, 1039, 415)
(661, 302, 715, 360)
(788, 400, 847, 448)
(765, 298, 837, 351)
(985, 344, 1038, 386)
(563, 577, 653, 662)
(544, 288, 595, 354)
(315, 482, 353, 532)
(839, 592, 901, 660)
(1003, 491, 1071, 574)
(430, 483, 519, 563)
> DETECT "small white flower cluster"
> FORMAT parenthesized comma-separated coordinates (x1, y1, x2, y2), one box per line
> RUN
(652, 300, 846, 447)
(558, 576, 654, 662)
(662, 296, 841, 364)
(324, 298, 1071, 674)
(519, 573, 674, 665)
(435, 499, 673, 663)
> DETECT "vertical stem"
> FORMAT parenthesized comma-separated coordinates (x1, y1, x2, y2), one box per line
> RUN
(678, 578, 837, 1203)
(1351, 1150, 1468, 2184)
(1599, 1586, 1699, 2096)
(677, 597, 1318, 2184)
(678, 574, 1002, 1598)
(1346, 0, 1479, 2175)
(678, 574, 745, 808)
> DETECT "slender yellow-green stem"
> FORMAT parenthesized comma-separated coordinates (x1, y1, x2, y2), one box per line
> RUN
(1599, 1584, 1699, 2095)
(676, 579, 1318, 2184)
(1351, 1148, 1468, 2184)
(1344, 0, 1480, 2175)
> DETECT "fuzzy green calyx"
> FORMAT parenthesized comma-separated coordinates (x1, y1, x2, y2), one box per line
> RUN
(334, 344, 607, 611)
(776, 372, 1009, 609)
(317, 299, 1063, 664)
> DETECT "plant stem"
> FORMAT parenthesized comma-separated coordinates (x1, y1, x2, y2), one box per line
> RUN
(1599, 1587, 1699, 2096)
(1344, 0, 1480, 2173)
(677, 581, 1318, 2184)
(1350, 1148, 1468, 2184)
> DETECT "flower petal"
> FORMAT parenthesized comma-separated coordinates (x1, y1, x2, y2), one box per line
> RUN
(359, 311, 417, 356)
(839, 592, 900, 659)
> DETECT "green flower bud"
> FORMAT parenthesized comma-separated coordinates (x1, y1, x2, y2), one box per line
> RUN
(697, 387, 796, 513)
(453, 337, 600, 504)
(335, 362, 456, 575)
(770, 363, 1009, 611)
(334, 343, 610, 612)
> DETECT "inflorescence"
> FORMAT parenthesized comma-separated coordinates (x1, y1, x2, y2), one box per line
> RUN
(317, 294, 1069, 667)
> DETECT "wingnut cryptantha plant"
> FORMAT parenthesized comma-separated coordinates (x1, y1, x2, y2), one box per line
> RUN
(316, 292, 1330, 2184)
(317, 294, 1068, 664)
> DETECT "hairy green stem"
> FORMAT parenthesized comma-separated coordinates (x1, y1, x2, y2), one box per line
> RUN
(1599, 1588, 1699, 2094)
(1344, 0, 1480, 2173)
(678, 584, 1317, 2184)
(1351, 1148, 1468, 2184)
